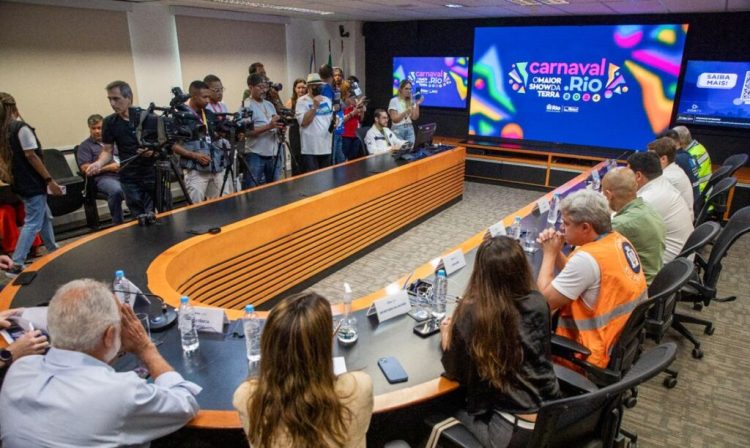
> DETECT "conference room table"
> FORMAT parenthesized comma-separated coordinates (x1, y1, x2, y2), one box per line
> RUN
(0, 146, 608, 429)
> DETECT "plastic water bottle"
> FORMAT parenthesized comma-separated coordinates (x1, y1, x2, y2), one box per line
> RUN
(547, 193, 561, 228)
(591, 169, 601, 191)
(179, 296, 199, 355)
(337, 283, 358, 345)
(432, 269, 447, 319)
(243, 304, 262, 366)
(113, 270, 136, 306)
(511, 216, 522, 241)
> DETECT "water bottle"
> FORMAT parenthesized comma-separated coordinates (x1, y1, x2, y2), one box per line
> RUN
(511, 216, 522, 241)
(432, 269, 447, 319)
(243, 304, 262, 366)
(113, 270, 136, 306)
(337, 283, 358, 345)
(591, 169, 601, 191)
(547, 193, 561, 228)
(179, 296, 200, 355)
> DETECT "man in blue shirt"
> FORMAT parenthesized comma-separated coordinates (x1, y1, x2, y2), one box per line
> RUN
(0, 279, 201, 447)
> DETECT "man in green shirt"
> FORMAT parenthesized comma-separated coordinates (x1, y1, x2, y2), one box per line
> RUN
(602, 167, 666, 284)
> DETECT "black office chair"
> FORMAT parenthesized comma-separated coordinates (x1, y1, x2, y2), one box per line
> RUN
(694, 176, 736, 226)
(722, 153, 748, 177)
(676, 221, 722, 260)
(42, 148, 85, 217)
(675, 206, 750, 359)
(643, 258, 695, 388)
(700, 164, 732, 203)
(72, 145, 109, 229)
(357, 126, 370, 155)
(426, 343, 677, 448)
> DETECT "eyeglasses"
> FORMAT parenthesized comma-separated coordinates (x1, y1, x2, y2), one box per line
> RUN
(211, 87, 225, 93)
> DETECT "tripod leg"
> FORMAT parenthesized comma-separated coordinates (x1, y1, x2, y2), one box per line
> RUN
(154, 161, 171, 212)
(237, 152, 260, 188)
(169, 157, 193, 206)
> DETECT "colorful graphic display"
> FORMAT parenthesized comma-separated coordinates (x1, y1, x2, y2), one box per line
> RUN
(393, 57, 469, 109)
(469, 24, 688, 151)
(675, 60, 750, 129)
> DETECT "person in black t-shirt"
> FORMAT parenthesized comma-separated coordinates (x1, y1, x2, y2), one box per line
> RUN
(86, 81, 163, 217)
(0, 92, 62, 275)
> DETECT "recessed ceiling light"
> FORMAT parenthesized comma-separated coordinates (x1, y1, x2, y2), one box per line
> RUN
(209, 0, 335, 15)
(445, 3, 464, 7)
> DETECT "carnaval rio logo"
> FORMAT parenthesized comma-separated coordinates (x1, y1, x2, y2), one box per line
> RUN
(508, 58, 629, 103)
(408, 70, 453, 90)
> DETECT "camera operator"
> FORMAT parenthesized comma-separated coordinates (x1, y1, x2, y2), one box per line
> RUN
(203, 74, 229, 115)
(87, 81, 162, 217)
(242, 62, 267, 104)
(242, 74, 284, 188)
(295, 74, 333, 173)
(171, 81, 224, 203)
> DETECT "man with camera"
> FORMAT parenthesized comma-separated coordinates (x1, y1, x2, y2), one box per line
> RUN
(241, 74, 285, 188)
(296, 74, 333, 173)
(87, 81, 161, 217)
(204, 74, 229, 115)
(171, 81, 225, 203)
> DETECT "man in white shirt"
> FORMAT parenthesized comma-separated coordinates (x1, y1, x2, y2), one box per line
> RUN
(242, 73, 284, 188)
(648, 137, 694, 220)
(203, 74, 229, 114)
(295, 73, 333, 173)
(364, 109, 406, 154)
(0, 279, 201, 447)
(628, 151, 693, 264)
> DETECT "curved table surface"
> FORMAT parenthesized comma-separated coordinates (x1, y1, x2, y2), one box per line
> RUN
(0, 152, 607, 429)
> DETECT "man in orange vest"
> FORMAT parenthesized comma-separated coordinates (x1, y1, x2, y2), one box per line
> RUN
(537, 189, 647, 368)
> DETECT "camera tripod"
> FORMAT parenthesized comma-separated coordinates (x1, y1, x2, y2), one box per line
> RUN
(119, 147, 193, 213)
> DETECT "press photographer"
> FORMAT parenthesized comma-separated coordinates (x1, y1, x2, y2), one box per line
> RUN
(87, 81, 161, 217)
(242, 74, 285, 188)
(171, 81, 226, 203)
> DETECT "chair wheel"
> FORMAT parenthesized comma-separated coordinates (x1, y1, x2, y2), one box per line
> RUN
(692, 348, 704, 359)
(624, 396, 638, 408)
(704, 325, 715, 335)
(663, 377, 677, 389)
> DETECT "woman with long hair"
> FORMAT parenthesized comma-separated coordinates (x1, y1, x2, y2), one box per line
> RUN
(441, 236, 559, 447)
(0, 93, 62, 275)
(233, 292, 373, 448)
(387, 80, 422, 144)
(285, 79, 307, 176)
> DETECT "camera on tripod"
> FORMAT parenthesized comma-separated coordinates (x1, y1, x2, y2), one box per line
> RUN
(129, 87, 201, 157)
(276, 107, 296, 126)
(215, 107, 254, 141)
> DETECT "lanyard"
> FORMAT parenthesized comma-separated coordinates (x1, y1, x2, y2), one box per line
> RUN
(380, 127, 392, 146)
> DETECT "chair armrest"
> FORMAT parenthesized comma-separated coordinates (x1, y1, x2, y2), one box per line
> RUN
(553, 363, 598, 393)
(569, 357, 622, 386)
(551, 334, 591, 358)
(684, 279, 715, 300)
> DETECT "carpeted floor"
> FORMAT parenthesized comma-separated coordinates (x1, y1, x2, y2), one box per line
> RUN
(306, 180, 750, 447)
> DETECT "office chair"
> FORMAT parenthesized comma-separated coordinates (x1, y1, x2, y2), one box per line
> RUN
(73, 145, 109, 229)
(42, 148, 85, 217)
(676, 221, 722, 261)
(356, 126, 370, 155)
(675, 206, 750, 359)
(426, 343, 677, 448)
(700, 164, 732, 203)
(721, 153, 748, 177)
(694, 176, 736, 226)
(643, 258, 695, 388)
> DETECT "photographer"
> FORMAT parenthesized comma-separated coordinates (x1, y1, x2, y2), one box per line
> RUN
(203, 74, 229, 115)
(295, 74, 333, 173)
(87, 81, 162, 216)
(242, 74, 284, 188)
(171, 81, 225, 203)
(242, 62, 266, 104)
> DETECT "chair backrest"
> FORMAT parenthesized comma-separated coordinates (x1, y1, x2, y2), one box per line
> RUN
(645, 258, 695, 339)
(357, 126, 370, 154)
(606, 298, 654, 374)
(702, 165, 732, 200)
(722, 153, 748, 177)
(694, 176, 737, 226)
(43, 148, 74, 179)
(527, 343, 677, 448)
(704, 206, 750, 288)
(677, 221, 721, 259)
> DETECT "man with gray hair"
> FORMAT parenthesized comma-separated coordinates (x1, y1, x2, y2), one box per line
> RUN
(670, 125, 712, 194)
(537, 189, 647, 368)
(0, 279, 201, 447)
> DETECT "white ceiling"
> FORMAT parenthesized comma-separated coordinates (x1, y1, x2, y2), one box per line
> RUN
(160, 0, 750, 21)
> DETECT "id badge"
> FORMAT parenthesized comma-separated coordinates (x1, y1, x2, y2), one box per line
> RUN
(205, 134, 212, 144)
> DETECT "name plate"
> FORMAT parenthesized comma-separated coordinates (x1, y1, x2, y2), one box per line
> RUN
(367, 291, 411, 322)
(193, 307, 228, 333)
(537, 197, 550, 214)
(442, 249, 466, 276)
(488, 221, 507, 237)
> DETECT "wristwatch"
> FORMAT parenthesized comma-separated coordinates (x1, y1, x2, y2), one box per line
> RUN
(0, 349, 13, 365)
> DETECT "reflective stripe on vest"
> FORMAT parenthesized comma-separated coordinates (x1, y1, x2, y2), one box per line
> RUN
(557, 292, 645, 331)
(686, 140, 712, 191)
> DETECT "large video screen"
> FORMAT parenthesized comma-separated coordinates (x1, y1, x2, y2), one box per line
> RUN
(393, 57, 469, 109)
(675, 60, 750, 129)
(469, 24, 689, 151)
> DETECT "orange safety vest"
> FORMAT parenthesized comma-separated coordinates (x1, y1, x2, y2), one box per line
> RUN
(556, 232, 647, 368)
